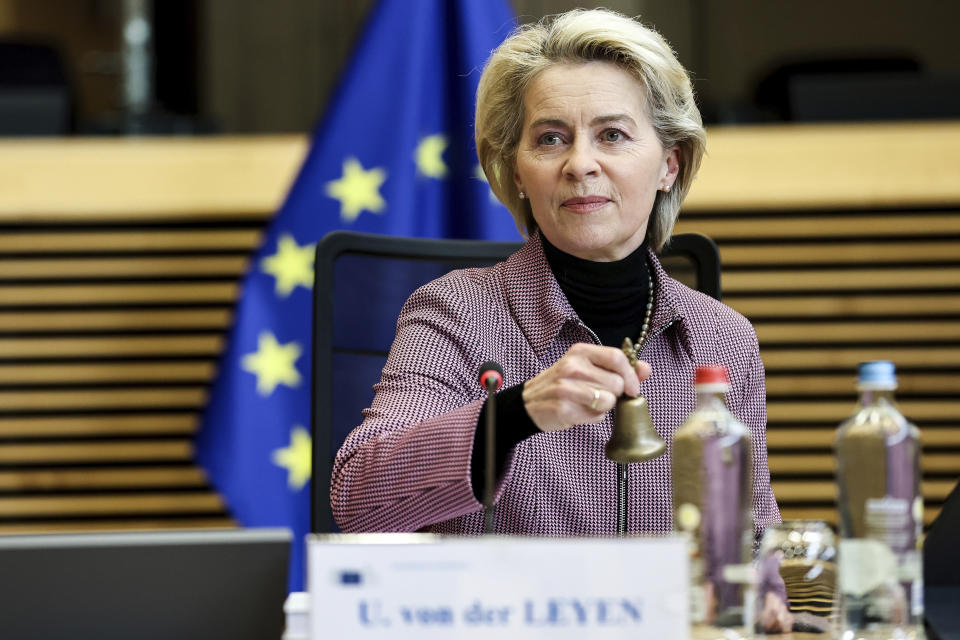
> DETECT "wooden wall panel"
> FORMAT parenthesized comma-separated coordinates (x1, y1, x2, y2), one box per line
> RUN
(0, 221, 257, 533)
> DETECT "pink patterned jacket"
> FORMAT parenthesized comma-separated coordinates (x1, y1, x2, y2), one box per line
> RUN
(331, 232, 781, 536)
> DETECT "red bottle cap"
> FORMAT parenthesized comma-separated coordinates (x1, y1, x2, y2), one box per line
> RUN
(695, 365, 729, 386)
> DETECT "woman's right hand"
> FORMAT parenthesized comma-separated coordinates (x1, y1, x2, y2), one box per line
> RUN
(521, 342, 652, 432)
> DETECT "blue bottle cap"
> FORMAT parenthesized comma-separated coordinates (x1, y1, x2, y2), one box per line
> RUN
(857, 360, 897, 388)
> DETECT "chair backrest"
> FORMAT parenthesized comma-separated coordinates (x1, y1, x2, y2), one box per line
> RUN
(0, 41, 73, 135)
(311, 230, 720, 532)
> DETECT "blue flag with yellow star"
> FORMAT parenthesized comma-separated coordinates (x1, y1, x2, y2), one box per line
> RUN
(195, 0, 518, 591)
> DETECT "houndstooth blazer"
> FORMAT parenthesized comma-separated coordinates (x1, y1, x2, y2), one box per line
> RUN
(331, 231, 781, 537)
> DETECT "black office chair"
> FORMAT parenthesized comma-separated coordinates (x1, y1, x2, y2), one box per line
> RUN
(311, 230, 721, 532)
(0, 41, 74, 135)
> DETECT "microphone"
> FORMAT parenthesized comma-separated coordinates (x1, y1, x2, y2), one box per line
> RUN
(478, 360, 503, 534)
(478, 361, 504, 392)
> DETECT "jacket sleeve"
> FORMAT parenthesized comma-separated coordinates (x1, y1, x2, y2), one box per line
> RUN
(739, 325, 782, 541)
(330, 278, 513, 532)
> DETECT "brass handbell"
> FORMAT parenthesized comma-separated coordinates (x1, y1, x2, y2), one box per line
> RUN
(604, 338, 667, 463)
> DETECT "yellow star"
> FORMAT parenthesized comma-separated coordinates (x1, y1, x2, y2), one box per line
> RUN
(272, 425, 311, 491)
(260, 233, 314, 298)
(241, 331, 302, 396)
(325, 157, 387, 223)
(415, 134, 449, 179)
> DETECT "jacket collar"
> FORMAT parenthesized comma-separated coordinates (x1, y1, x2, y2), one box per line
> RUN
(502, 231, 691, 361)
(646, 244, 685, 339)
(502, 232, 576, 359)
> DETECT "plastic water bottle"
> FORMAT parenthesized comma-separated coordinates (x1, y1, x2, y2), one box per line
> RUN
(673, 364, 755, 638)
(835, 361, 924, 639)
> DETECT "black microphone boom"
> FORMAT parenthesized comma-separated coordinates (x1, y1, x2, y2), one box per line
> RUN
(477, 360, 503, 534)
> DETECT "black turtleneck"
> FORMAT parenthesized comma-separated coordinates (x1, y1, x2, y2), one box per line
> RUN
(540, 234, 652, 348)
(471, 235, 655, 503)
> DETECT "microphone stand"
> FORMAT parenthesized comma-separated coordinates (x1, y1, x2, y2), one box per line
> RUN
(483, 377, 497, 534)
(617, 463, 628, 537)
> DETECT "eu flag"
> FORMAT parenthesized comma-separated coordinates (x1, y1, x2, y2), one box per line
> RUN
(195, 0, 519, 591)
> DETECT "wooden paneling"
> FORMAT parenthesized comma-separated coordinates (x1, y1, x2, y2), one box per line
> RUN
(0, 282, 238, 305)
(0, 441, 194, 464)
(0, 335, 223, 358)
(767, 427, 960, 449)
(0, 493, 224, 517)
(0, 229, 260, 252)
(756, 321, 960, 343)
(0, 136, 306, 218)
(679, 212, 960, 238)
(3, 255, 248, 279)
(721, 241, 960, 265)
(767, 400, 960, 423)
(0, 414, 197, 438)
(0, 518, 236, 534)
(768, 453, 960, 476)
(726, 294, 960, 318)
(724, 266, 960, 292)
(685, 122, 960, 210)
(760, 346, 960, 369)
(0, 362, 215, 384)
(0, 156, 262, 532)
(772, 480, 957, 502)
(0, 388, 207, 411)
(0, 310, 232, 332)
(0, 468, 207, 491)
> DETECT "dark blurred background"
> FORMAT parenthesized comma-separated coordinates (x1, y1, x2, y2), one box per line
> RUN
(0, 0, 957, 136)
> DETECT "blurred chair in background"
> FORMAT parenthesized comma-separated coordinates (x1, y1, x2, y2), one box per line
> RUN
(0, 41, 73, 135)
(754, 57, 960, 122)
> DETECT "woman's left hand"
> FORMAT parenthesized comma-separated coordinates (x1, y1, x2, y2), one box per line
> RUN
(759, 591, 794, 634)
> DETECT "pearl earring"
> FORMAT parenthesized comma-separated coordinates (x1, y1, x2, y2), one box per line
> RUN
(518, 191, 526, 199)
(663, 185, 671, 193)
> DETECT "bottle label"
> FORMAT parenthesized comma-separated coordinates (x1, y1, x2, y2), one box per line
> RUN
(865, 496, 911, 550)
(721, 563, 756, 585)
(838, 539, 897, 598)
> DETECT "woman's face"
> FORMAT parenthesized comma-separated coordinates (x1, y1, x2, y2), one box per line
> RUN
(513, 61, 679, 261)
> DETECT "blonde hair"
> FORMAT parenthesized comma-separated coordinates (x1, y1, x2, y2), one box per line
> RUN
(475, 8, 705, 251)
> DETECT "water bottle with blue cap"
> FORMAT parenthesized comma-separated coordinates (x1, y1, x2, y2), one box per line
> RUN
(835, 361, 924, 639)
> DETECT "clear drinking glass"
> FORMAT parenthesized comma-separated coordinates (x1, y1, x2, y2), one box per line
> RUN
(756, 520, 839, 637)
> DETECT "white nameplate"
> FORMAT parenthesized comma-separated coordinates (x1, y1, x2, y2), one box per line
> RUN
(307, 534, 689, 639)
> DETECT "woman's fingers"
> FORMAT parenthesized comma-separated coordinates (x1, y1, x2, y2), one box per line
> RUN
(523, 378, 601, 432)
(578, 344, 653, 394)
(584, 386, 615, 413)
(635, 359, 652, 383)
(569, 343, 652, 396)
(522, 343, 646, 432)
(760, 592, 794, 633)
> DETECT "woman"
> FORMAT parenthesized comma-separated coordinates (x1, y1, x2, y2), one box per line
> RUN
(331, 9, 779, 545)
